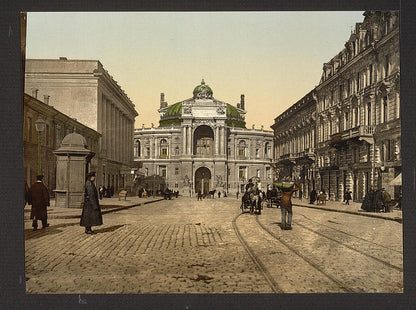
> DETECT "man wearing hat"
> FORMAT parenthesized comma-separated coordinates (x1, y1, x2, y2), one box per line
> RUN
(28, 175, 50, 231)
(80, 171, 103, 234)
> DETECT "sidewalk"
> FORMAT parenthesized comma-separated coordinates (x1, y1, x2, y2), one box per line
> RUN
(291, 197, 402, 223)
(24, 196, 164, 220)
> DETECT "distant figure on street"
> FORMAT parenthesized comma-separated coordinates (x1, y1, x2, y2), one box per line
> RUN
(309, 188, 317, 204)
(236, 191, 239, 199)
(28, 175, 50, 231)
(80, 172, 103, 234)
(218, 191, 221, 198)
(197, 189, 202, 201)
(99, 185, 105, 200)
(344, 190, 352, 205)
(279, 182, 301, 230)
(298, 187, 303, 201)
(381, 188, 392, 212)
(224, 191, 227, 198)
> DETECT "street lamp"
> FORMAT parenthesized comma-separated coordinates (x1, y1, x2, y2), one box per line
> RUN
(35, 117, 46, 175)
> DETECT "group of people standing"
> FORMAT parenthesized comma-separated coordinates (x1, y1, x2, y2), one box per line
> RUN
(25, 172, 103, 234)
(98, 185, 114, 199)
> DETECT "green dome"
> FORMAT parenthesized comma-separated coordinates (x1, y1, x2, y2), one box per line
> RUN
(226, 104, 246, 128)
(165, 101, 182, 117)
(226, 104, 241, 118)
(193, 79, 213, 99)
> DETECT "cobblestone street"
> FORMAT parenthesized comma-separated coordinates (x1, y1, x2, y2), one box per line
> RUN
(24, 196, 403, 294)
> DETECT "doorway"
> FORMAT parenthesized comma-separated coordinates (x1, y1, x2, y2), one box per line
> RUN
(195, 167, 211, 195)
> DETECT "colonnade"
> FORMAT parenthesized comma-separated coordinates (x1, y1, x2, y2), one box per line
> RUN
(101, 96, 134, 164)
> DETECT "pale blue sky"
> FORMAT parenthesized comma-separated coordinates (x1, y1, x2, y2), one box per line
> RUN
(26, 11, 365, 129)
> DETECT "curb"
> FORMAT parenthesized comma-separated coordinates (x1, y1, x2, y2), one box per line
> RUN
(293, 203, 402, 224)
(40, 199, 165, 220)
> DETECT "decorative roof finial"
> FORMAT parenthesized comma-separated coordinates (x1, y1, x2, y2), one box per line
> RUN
(201, 79, 205, 85)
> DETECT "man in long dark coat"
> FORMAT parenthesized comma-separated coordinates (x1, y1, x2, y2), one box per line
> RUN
(28, 175, 50, 231)
(80, 172, 103, 234)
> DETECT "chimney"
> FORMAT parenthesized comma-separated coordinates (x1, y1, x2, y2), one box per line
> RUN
(240, 94, 245, 110)
(160, 93, 167, 108)
(43, 95, 50, 105)
(31, 88, 38, 98)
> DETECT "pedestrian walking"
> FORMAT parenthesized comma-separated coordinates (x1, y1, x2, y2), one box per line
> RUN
(218, 191, 221, 198)
(309, 188, 317, 204)
(298, 187, 303, 201)
(99, 185, 104, 200)
(381, 188, 392, 212)
(28, 175, 50, 231)
(197, 189, 202, 201)
(236, 191, 239, 199)
(344, 190, 352, 205)
(279, 182, 300, 230)
(80, 172, 103, 234)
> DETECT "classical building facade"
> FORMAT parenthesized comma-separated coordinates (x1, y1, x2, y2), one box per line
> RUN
(271, 90, 317, 199)
(24, 93, 100, 196)
(272, 11, 400, 202)
(134, 80, 273, 196)
(24, 58, 138, 191)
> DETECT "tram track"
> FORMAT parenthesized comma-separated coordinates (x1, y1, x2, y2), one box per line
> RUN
(232, 213, 284, 293)
(232, 212, 355, 293)
(292, 214, 403, 272)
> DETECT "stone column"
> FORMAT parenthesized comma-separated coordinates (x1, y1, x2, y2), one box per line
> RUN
(182, 126, 187, 155)
(215, 126, 219, 155)
(187, 126, 192, 155)
(111, 104, 115, 160)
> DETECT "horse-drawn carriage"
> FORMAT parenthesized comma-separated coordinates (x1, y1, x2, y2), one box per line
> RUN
(240, 177, 263, 214)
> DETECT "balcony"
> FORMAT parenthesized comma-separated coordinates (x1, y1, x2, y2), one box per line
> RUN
(331, 125, 375, 143)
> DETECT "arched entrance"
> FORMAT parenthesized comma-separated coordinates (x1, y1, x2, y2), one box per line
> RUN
(195, 167, 211, 195)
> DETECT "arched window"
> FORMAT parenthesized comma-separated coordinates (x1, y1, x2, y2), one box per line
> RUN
(193, 125, 214, 156)
(238, 140, 246, 158)
(160, 139, 168, 157)
(264, 142, 270, 159)
(134, 140, 141, 157)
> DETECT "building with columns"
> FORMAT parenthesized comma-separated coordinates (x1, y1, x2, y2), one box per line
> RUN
(271, 90, 317, 199)
(134, 80, 273, 196)
(25, 58, 138, 192)
(272, 11, 400, 203)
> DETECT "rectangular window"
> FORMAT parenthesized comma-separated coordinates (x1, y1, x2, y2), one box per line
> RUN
(146, 147, 150, 157)
(339, 84, 344, 101)
(385, 54, 390, 77)
(27, 117, 32, 142)
(161, 147, 167, 157)
(369, 64, 373, 84)
(175, 183, 178, 188)
(159, 165, 167, 178)
(357, 72, 360, 91)
(239, 166, 247, 181)
(45, 124, 50, 146)
(347, 79, 350, 95)
(256, 149, 259, 158)
(175, 167, 179, 175)
(266, 167, 271, 180)
(383, 96, 388, 123)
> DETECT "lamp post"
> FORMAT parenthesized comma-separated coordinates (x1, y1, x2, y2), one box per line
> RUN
(35, 117, 46, 175)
